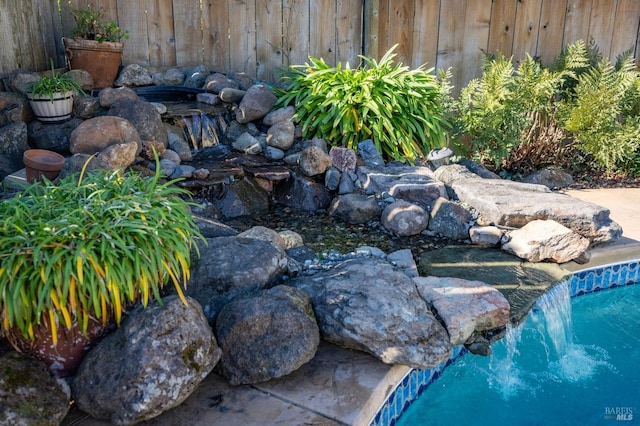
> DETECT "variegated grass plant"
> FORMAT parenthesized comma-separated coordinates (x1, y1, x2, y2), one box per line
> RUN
(276, 45, 450, 162)
(0, 161, 202, 343)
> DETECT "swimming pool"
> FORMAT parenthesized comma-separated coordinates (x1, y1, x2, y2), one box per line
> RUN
(370, 260, 640, 426)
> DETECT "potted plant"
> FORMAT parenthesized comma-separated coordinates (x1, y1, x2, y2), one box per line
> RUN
(25, 60, 84, 123)
(62, 1, 129, 89)
(0, 160, 203, 376)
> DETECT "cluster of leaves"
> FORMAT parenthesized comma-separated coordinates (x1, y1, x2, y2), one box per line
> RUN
(26, 59, 84, 101)
(276, 45, 450, 162)
(0, 162, 202, 342)
(452, 40, 640, 176)
(68, 1, 128, 42)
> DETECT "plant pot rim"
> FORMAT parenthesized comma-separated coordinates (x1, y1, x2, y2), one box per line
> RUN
(23, 149, 66, 172)
(63, 36, 124, 51)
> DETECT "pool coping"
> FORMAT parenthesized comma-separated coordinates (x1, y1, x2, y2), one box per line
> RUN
(366, 253, 640, 426)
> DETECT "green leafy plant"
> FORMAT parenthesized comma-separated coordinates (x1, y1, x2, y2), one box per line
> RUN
(25, 59, 84, 102)
(68, 1, 129, 42)
(276, 45, 450, 162)
(558, 52, 640, 173)
(0, 160, 202, 343)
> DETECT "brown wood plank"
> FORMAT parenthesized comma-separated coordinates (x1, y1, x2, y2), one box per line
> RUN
(172, 0, 203, 67)
(0, 0, 20, 74)
(437, 0, 492, 95)
(610, 0, 640, 60)
(363, 0, 380, 60)
(309, 0, 337, 64)
(117, 0, 150, 66)
(229, 0, 257, 76)
(383, 0, 414, 66)
(563, 0, 593, 47)
(411, 0, 439, 68)
(488, 0, 518, 57)
(536, 0, 568, 65)
(336, 0, 363, 67)
(512, 0, 543, 63)
(203, 0, 231, 73)
(588, 0, 618, 58)
(147, 0, 177, 68)
(256, 0, 283, 82)
(283, 0, 310, 68)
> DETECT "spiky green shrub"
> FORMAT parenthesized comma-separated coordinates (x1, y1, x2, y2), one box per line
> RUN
(276, 45, 450, 162)
(558, 52, 640, 173)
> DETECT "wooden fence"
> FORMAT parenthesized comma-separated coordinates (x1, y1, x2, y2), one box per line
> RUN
(1, 0, 639, 94)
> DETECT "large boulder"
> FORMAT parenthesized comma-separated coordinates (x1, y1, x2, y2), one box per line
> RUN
(236, 84, 276, 124)
(291, 257, 452, 369)
(70, 116, 141, 156)
(0, 121, 29, 180)
(72, 296, 221, 425)
(215, 285, 320, 385)
(0, 351, 70, 426)
(186, 236, 289, 323)
(27, 119, 83, 153)
(108, 98, 168, 147)
(381, 200, 430, 236)
(428, 197, 473, 240)
(274, 171, 332, 211)
(328, 193, 382, 224)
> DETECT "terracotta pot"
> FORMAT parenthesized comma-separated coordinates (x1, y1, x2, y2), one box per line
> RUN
(63, 37, 124, 89)
(5, 317, 112, 377)
(27, 91, 73, 123)
(23, 149, 66, 183)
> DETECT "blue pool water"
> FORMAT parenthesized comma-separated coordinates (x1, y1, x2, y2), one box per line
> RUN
(396, 282, 640, 426)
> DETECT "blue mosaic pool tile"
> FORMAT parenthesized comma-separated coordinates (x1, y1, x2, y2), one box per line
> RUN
(370, 259, 640, 426)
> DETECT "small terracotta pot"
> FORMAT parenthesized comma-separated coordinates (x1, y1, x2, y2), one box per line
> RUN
(23, 149, 65, 183)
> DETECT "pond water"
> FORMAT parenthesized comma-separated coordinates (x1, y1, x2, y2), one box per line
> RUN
(397, 282, 640, 425)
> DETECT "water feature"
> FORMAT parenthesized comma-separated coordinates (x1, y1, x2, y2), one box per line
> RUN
(396, 281, 640, 425)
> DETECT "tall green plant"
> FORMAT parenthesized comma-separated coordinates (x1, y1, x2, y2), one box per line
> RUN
(276, 45, 450, 162)
(0, 163, 202, 342)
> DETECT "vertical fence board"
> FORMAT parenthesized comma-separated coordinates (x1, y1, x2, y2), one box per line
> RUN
(363, 0, 379, 60)
(382, 0, 414, 65)
(203, 0, 230, 73)
(488, 0, 517, 57)
(147, 0, 177, 68)
(117, 0, 150, 66)
(588, 0, 618, 58)
(336, 0, 362, 67)
(610, 0, 640, 61)
(310, 0, 337, 64)
(36, 0, 64, 68)
(172, 0, 203, 67)
(0, 0, 19, 73)
(512, 0, 543, 64)
(283, 0, 310, 69)
(256, 0, 283, 81)
(229, 0, 257, 75)
(563, 0, 593, 46)
(536, 0, 568, 65)
(411, 0, 439, 68)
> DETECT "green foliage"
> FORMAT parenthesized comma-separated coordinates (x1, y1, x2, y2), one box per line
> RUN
(276, 45, 450, 162)
(68, 1, 128, 42)
(0, 162, 202, 342)
(558, 53, 640, 173)
(26, 59, 84, 101)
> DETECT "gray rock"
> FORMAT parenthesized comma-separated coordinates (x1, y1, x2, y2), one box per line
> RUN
(6, 69, 40, 93)
(338, 173, 356, 194)
(328, 193, 382, 224)
(469, 225, 504, 246)
(264, 145, 285, 161)
(329, 146, 357, 173)
(357, 139, 384, 167)
(414, 276, 510, 345)
(161, 68, 186, 85)
(109, 99, 168, 146)
(236, 84, 276, 124)
(266, 120, 296, 150)
(193, 215, 239, 238)
(212, 177, 270, 218)
(457, 159, 501, 179)
(263, 106, 295, 126)
(98, 86, 139, 108)
(161, 148, 181, 164)
(433, 163, 482, 186)
(324, 166, 341, 190)
(291, 257, 452, 369)
(26, 116, 79, 154)
(274, 171, 332, 211)
(387, 248, 419, 278)
(279, 230, 304, 249)
(237, 225, 288, 250)
(65, 69, 95, 91)
(225, 120, 260, 141)
(232, 132, 262, 154)
(72, 296, 221, 425)
(501, 219, 591, 263)
(219, 87, 246, 103)
(115, 64, 154, 87)
(229, 70, 255, 91)
(186, 235, 289, 323)
(215, 285, 320, 385)
(196, 92, 220, 106)
(0, 91, 32, 123)
(205, 72, 240, 93)
(299, 145, 332, 177)
(0, 121, 29, 180)
(95, 141, 139, 170)
(381, 200, 430, 236)
(428, 197, 473, 240)
(168, 131, 193, 161)
(520, 165, 574, 189)
(171, 164, 196, 179)
(0, 351, 70, 426)
(73, 95, 102, 119)
(184, 65, 209, 88)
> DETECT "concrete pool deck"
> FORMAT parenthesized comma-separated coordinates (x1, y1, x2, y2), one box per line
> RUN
(63, 187, 640, 426)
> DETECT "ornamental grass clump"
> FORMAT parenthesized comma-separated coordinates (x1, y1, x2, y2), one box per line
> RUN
(0, 163, 203, 343)
(276, 45, 450, 162)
